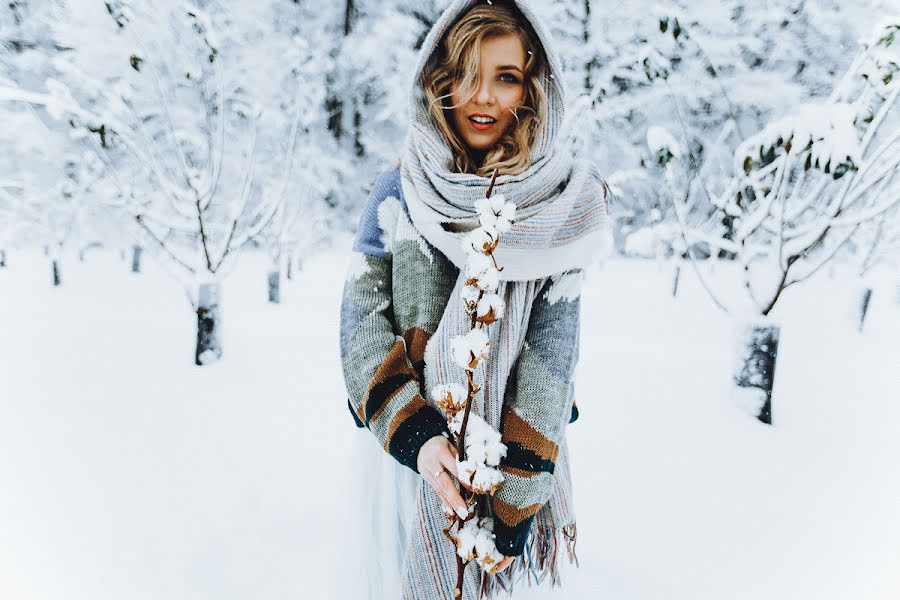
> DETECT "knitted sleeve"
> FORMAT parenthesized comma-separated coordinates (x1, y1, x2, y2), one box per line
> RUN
(339, 170, 450, 473)
(491, 269, 583, 557)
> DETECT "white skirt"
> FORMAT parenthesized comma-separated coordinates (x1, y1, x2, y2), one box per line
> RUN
(339, 429, 422, 599)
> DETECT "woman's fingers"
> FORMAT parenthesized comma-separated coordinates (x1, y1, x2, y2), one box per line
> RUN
(433, 471, 468, 518)
(440, 448, 472, 491)
(496, 556, 514, 573)
(439, 448, 460, 480)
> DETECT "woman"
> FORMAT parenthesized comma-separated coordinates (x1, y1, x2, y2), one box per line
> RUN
(339, 1, 609, 597)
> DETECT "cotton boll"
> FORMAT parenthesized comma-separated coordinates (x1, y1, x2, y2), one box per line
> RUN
(465, 252, 493, 279)
(448, 412, 464, 435)
(475, 264, 500, 291)
(489, 193, 506, 214)
(500, 201, 516, 222)
(474, 197, 492, 217)
(474, 528, 505, 573)
(464, 328, 490, 365)
(483, 438, 507, 467)
(476, 293, 505, 324)
(479, 210, 498, 229)
(461, 283, 482, 312)
(449, 328, 489, 371)
(434, 383, 468, 419)
(471, 465, 504, 495)
(474, 527, 497, 557)
(456, 520, 479, 561)
(450, 335, 473, 371)
(463, 226, 497, 256)
(456, 458, 478, 486)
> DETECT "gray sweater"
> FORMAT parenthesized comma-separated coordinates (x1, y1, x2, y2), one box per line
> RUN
(339, 167, 581, 556)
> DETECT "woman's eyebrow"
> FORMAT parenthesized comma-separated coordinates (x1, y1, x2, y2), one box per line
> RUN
(496, 65, 523, 73)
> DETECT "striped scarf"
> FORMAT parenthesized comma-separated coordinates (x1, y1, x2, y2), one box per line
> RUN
(398, 1, 609, 597)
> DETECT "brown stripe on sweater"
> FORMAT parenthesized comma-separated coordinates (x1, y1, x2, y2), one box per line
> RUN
(500, 465, 541, 479)
(502, 406, 559, 462)
(383, 394, 428, 450)
(493, 496, 543, 527)
(403, 326, 431, 384)
(403, 326, 431, 366)
(365, 338, 417, 423)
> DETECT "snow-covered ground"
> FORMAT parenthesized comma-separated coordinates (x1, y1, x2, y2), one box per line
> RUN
(1, 241, 898, 600)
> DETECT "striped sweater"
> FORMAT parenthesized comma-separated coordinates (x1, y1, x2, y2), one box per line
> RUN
(339, 167, 581, 556)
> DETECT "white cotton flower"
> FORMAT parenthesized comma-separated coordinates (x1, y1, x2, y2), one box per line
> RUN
(465, 252, 500, 291)
(494, 201, 517, 233)
(471, 465, 504, 495)
(433, 383, 467, 418)
(448, 412, 464, 435)
(456, 412, 507, 472)
(456, 457, 478, 485)
(461, 283, 482, 312)
(477, 265, 500, 291)
(456, 520, 479, 561)
(478, 210, 498, 229)
(483, 438, 507, 467)
(450, 328, 490, 372)
(489, 193, 506, 214)
(474, 197, 492, 217)
(463, 226, 497, 256)
(476, 293, 505, 324)
(465, 252, 493, 278)
(474, 528, 505, 573)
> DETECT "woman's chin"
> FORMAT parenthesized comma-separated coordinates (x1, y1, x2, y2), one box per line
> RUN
(462, 136, 498, 152)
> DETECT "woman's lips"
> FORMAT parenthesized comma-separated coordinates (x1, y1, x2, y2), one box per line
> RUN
(468, 114, 496, 131)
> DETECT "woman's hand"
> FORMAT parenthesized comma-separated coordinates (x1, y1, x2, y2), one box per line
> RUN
(496, 556, 514, 573)
(417, 435, 469, 519)
(418, 436, 516, 573)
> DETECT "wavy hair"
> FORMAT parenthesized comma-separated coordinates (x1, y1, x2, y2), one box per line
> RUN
(421, 3, 548, 177)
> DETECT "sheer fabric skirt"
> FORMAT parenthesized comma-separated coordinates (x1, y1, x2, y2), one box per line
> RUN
(341, 430, 420, 599)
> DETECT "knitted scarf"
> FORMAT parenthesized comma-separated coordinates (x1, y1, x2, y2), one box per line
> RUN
(398, 1, 609, 597)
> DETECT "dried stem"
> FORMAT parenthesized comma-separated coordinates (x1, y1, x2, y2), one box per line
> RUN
(452, 170, 501, 595)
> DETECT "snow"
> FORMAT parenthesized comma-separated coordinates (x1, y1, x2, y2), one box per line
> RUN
(646, 125, 682, 157)
(1, 244, 897, 599)
(544, 269, 584, 306)
(734, 102, 861, 175)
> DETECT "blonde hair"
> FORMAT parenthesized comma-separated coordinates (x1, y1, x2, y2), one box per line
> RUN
(422, 3, 547, 177)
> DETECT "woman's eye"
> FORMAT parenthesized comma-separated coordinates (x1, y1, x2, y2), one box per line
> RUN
(498, 73, 520, 83)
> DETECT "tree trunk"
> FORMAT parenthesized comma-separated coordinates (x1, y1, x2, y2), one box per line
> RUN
(671, 264, 681, 297)
(858, 287, 872, 332)
(195, 282, 222, 365)
(0, 249, 6, 268)
(131, 245, 143, 273)
(52, 259, 61, 286)
(267, 270, 281, 304)
(733, 321, 779, 424)
(286, 257, 293, 280)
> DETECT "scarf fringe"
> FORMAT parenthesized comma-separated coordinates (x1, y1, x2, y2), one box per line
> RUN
(478, 523, 578, 599)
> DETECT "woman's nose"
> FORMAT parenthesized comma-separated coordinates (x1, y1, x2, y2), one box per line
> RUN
(474, 80, 495, 106)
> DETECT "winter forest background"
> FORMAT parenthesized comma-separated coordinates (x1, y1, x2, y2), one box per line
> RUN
(1, 1, 898, 599)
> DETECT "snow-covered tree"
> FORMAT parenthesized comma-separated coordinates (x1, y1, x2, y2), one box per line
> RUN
(652, 17, 899, 421)
(1, 0, 341, 363)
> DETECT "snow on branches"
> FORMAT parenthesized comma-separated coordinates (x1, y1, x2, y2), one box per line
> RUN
(433, 172, 515, 579)
(650, 16, 900, 317)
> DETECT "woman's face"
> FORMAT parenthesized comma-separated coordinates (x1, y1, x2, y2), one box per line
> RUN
(450, 33, 526, 153)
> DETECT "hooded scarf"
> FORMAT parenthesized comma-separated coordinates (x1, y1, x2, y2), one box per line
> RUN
(398, 1, 609, 597)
